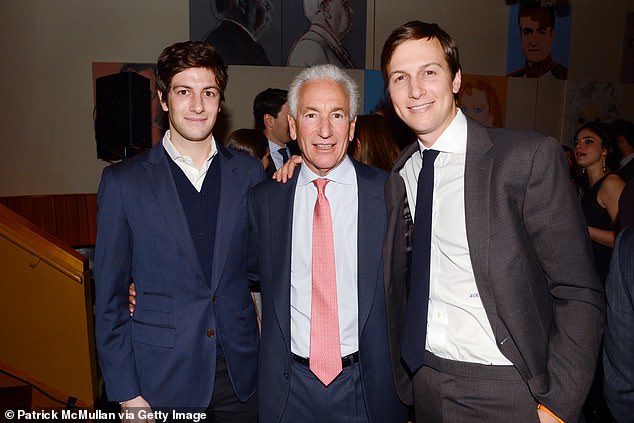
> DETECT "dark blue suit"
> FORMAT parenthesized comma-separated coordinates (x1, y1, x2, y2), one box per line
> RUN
(603, 226, 634, 423)
(248, 159, 406, 423)
(95, 142, 264, 408)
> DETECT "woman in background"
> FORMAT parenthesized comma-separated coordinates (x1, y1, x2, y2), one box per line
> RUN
(348, 114, 400, 171)
(225, 128, 270, 172)
(574, 120, 625, 282)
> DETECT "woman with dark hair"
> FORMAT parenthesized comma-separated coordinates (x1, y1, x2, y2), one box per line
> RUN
(224, 128, 270, 171)
(574, 120, 625, 282)
(348, 114, 400, 171)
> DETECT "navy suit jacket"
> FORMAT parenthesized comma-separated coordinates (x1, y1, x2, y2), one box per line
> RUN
(95, 142, 264, 408)
(603, 226, 634, 423)
(248, 160, 406, 423)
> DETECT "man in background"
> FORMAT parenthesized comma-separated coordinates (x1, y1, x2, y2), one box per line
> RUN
(603, 225, 634, 423)
(613, 118, 634, 182)
(252, 88, 300, 177)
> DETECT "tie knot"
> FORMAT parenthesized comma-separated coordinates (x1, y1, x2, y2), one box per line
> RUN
(313, 178, 329, 195)
(278, 147, 290, 163)
(422, 149, 440, 168)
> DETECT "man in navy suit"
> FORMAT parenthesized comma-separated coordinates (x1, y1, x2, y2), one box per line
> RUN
(95, 41, 263, 422)
(248, 64, 406, 423)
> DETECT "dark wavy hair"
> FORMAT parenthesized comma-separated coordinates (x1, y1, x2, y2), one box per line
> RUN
(155, 41, 228, 102)
(574, 121, 622, 172)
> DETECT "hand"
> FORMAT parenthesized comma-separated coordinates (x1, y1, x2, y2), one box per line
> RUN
(272, 155, 303, 183)
(537, 407, 561, 423)
(121, 396, 155, 423)
(128, 282, 136, 317)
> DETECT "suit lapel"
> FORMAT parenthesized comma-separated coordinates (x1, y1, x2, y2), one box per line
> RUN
(210, 147, 241, 292)
(269, 177, 297, 346)
(143, 144, 206, 283)
(463, 120, 499, 328)
(354, 162, 382, 334)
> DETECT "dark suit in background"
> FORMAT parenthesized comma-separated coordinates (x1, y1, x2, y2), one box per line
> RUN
(603, 226, 634, 423)
(95, 142, 264, 408)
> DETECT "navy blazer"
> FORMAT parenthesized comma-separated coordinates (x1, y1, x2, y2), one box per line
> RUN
(95, 142, 264, 408)
(248, 159, 407, 423)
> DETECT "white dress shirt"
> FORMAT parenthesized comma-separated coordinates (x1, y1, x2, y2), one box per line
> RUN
(400, 110, 511, 365)
(162, 130, 217, 192)
(268, 140, 289, 171)
(290, 156, 359, 358)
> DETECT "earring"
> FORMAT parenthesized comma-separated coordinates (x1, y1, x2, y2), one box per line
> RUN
(602, 156, 607, 173)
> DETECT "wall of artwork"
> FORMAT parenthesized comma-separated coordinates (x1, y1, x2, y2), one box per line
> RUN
(1, 0, 632, 195)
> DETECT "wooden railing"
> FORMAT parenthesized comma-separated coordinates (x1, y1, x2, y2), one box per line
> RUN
(0, 194, 97, 248)
(0, 203, 98, 409)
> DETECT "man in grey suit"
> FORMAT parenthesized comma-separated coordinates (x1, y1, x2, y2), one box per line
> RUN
(603, 226, 634, 423)
(380, 21, 604, 423)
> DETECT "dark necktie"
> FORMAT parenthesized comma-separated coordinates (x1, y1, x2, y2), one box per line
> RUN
(278, 147, 289, 164)
(401, 148, 440, 374)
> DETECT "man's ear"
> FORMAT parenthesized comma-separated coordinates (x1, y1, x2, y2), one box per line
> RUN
(452, 69, 462, 95)
(263, 113, 274, 129)
(158, 91, 169, 112)
(288, 114, 298, 141)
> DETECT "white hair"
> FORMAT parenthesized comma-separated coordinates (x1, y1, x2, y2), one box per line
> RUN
(287, 64, 359, 121)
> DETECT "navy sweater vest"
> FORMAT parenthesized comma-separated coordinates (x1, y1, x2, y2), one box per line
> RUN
(167, 151, 221, 284)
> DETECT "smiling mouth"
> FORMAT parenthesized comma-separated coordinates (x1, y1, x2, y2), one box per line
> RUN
(314, 143, 334, 150)
(409, 102, 433, 112)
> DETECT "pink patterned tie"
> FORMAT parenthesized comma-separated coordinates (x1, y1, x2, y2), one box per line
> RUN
(310, 178, 342, 386)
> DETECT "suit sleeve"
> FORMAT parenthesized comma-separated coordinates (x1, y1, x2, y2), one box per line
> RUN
(94, 166, 141, 402)
(521, 138, 605, 421)
(247, 185, 261, 286)
(603, 227, 634, 423)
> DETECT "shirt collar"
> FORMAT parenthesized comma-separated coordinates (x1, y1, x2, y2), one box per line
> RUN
(162, 129, 217, 165)
(297, 154, 355, 187)
(416, 109, 468, 155)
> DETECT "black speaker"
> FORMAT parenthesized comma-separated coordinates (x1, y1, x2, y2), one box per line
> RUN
(95, 72, 152, 161)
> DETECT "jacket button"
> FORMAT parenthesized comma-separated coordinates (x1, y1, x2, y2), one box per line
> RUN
(207, 329, 215, 337)
(212, 295, 217, 303)
(283, 372, 289, 379)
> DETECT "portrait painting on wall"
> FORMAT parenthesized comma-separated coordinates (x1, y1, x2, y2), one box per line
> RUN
(506, 1, 572, 80)
(458, 74, 507, 128)
(92, 62, 167, 145)
(189, 0, 366, 69)
(562, 80, 623, 148)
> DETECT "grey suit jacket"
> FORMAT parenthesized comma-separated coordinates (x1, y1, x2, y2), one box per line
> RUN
(383, 117, 605, 422)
